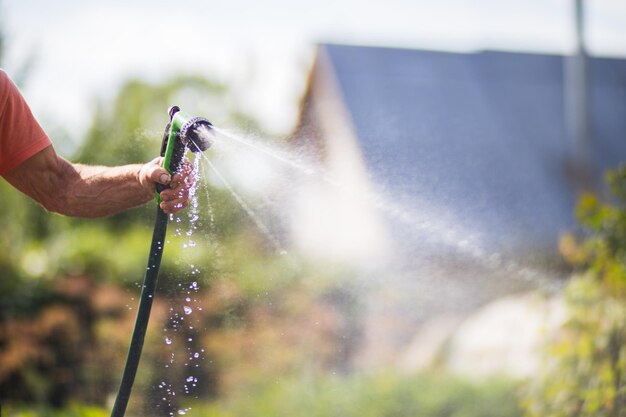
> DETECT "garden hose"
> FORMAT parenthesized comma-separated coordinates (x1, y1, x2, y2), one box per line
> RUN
(110, 106, 213, 417)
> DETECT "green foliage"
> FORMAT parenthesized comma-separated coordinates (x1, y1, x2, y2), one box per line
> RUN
(79, 76, 218, 166)
(188, 372, 521, 417)
(4, 403, 108, 417)
(523, 166, 626, 416)
(0, 181, 64, 316)
(0, 74, 261, 409)
(76, 75, 261, 167)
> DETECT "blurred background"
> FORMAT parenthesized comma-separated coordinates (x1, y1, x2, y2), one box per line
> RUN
(2, 1, 626, 416)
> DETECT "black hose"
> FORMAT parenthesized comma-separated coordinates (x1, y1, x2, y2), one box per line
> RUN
(110, 206, 169, 417)
(110, 108, 192, 417)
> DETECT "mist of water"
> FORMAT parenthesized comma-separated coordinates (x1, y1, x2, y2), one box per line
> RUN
(154, 123, 562, 414)
(193, 144, 286, 255)
(196, 126, 559, 290)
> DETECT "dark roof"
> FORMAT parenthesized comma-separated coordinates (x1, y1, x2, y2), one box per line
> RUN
(322, 44, 626, 260)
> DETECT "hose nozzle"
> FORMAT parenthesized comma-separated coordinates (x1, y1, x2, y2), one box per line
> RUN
(160, 106, 214, 177)
(168, 105, 214, 153)
(180, 116, 214, 153)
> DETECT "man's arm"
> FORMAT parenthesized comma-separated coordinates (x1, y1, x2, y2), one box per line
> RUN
(3, 145, 191, 217)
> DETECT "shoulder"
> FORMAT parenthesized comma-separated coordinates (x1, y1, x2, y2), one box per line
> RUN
(0, 69, 52, 176)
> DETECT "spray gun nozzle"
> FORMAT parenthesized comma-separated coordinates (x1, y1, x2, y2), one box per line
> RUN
(159, 105, 214, 184)
(180, 116, 214, 153)
(167, 106, 214, 153)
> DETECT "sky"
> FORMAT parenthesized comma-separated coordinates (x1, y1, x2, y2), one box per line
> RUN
(2, 0, 626, 145)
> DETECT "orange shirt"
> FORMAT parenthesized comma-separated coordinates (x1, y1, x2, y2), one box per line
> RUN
(0, 70, 52, 175)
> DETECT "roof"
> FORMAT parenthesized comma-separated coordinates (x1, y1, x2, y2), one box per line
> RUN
(318, 43, 626, 260)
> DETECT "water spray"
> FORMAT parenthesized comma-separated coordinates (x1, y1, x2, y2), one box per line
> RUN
(110, 106, 214, 417)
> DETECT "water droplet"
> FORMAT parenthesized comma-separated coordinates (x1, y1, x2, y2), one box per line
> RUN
(193, 352, 199, 358)
(177, 410, 186, 415)
(165, 337, 172, 345)
(183, 306, 192, 315)
(185, 297, 191, 302)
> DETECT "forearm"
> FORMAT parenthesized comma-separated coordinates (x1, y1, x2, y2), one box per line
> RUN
(49, 161, 153, 218)
(3, 145, 189, 218)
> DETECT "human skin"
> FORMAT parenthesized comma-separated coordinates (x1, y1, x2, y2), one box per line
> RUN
(2, 145, 192, 217)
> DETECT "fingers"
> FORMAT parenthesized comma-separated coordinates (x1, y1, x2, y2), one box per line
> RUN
(158, 161, 195, 214)
(159, 178, 189, 214)
(160, 199, 188, 214)
(139, 156, 195, 214)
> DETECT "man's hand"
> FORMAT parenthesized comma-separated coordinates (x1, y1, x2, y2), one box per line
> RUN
(138, 157, 194, 215)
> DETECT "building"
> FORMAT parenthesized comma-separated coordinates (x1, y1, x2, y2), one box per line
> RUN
(289, 43, 626, 371)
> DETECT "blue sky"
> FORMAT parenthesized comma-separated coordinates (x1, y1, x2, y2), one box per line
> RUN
(3, 0, 626, 141)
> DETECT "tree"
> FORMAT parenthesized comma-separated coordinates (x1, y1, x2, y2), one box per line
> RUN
(523, 166, 626, 416)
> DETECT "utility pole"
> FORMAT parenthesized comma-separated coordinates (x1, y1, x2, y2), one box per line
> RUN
(565, 0, 591, 178)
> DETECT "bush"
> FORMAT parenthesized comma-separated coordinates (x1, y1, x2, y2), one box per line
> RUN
(3, 403, 108, 417)
(189, 372, 521, 417)
(523, 166, 626, 416)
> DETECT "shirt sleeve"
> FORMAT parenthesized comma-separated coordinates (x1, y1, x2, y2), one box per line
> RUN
(0, 70, 52, 176)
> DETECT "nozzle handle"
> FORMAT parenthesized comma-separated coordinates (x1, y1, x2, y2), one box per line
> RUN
(155, 109, 187, 202)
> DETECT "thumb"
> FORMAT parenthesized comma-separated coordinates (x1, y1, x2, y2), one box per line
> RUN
(152, 167, 171, 185)
(153, 156, 171, 184)
(139, 157, 171, 191)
